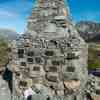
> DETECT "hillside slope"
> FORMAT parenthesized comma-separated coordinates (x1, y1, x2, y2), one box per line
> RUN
(76, 21, 100, 42)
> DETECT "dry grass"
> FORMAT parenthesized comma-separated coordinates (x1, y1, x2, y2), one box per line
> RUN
(0, 38, 9, 69)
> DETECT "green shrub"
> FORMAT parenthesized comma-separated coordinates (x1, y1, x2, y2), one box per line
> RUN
(0, 37, 9, 66)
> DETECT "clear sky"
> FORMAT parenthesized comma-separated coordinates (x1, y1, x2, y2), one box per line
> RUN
(0, 0, 100, 33)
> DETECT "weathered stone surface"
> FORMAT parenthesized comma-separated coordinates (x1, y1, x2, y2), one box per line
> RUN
(8, 0, 99, 100)
(0, 76, 11, 100)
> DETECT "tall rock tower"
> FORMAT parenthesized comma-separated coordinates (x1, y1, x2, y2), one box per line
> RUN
(10, 0, 88, 100)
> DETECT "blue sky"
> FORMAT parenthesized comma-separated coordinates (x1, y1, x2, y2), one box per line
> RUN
(0, 0, 100, 33)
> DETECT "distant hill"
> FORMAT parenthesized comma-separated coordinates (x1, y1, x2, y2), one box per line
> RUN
(0, 28, 18, 40)
(76, 21, 100, 42)
(76, 21, 100, 70)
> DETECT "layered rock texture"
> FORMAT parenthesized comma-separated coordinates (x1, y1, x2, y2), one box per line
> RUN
(9, 0, 100, 100)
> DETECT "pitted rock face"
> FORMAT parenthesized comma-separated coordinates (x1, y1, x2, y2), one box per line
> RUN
(11, 35, 88, 98)
(9, 0, 89, 100)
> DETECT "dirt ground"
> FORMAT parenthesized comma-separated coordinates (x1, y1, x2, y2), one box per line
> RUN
(92, 95, 100, 100)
